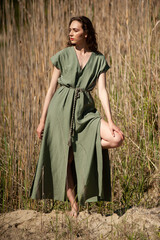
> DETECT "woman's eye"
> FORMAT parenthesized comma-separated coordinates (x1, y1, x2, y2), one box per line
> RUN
(69, 28, 79, 33)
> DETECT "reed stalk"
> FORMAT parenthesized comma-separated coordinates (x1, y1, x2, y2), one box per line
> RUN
(0, 0, 159, 213)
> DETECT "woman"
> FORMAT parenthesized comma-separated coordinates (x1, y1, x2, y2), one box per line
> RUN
(30, 16, 124, 217)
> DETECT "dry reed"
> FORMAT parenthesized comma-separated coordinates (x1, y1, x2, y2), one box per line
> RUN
(0, 0, 159, 213)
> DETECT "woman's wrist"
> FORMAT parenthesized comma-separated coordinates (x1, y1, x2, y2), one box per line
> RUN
(40, 117, 45, 124)
(107, 117, 113, 124)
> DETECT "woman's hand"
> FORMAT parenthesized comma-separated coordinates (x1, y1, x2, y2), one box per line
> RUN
(37, 121, 45, 140)
(108, 121, 124, 140)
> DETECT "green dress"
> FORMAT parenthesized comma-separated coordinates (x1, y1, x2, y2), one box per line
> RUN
(30, 46, 111, 205)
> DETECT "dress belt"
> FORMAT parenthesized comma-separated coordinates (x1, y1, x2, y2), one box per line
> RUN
(59, 83, 90, 147)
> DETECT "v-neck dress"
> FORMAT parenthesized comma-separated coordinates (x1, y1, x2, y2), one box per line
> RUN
(30, 46, 111, 205)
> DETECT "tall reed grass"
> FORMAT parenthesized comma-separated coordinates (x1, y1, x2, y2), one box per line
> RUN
(0, 0, 159, 213)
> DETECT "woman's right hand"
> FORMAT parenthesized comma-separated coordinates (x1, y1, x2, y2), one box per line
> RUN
(36, 121, 45, 140)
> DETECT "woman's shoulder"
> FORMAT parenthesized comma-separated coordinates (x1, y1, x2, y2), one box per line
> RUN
(92, 51, 109, 66)
(93, 51, 110, 73)
(51, 47, 72, 62)
(93, 51, 106, 60)
(50, 47, 72, 70)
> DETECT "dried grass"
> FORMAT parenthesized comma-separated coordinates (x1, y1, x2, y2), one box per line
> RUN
(0, 0, 159, 212)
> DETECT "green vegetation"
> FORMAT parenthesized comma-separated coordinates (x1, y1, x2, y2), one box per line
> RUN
(0, 0, 159, 218)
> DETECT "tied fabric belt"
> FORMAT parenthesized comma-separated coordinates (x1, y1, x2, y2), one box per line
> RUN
(60, 83, 91, 147)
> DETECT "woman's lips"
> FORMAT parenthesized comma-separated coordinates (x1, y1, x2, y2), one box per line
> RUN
(70, 38, 74, 40)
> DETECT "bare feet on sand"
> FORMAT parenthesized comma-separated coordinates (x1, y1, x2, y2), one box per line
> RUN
(66, 202, 79, 218)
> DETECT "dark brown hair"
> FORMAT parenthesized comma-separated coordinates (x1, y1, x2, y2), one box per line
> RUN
(67, 16, 98, 52)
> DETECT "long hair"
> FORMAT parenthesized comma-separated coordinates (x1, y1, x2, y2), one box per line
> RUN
(67, 16, 98, 52)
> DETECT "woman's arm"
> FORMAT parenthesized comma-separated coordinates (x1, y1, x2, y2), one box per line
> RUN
(98, 72, 113, 123)
(37, 67, 61, 139)
(98, 72, 124, 140)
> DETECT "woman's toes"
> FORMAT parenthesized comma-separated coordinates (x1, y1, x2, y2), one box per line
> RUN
(66, 209, 79, 218)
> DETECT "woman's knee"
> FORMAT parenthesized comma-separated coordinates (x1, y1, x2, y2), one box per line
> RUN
(113, 132, 123, 147)
(101, 132, 123, 149)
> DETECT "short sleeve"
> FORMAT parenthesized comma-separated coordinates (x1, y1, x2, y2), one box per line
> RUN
(50, 51, 62, 71)
(98, 55, 110, 77)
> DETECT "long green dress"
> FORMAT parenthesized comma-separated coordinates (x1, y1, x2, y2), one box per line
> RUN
(30, 46, 111, 205)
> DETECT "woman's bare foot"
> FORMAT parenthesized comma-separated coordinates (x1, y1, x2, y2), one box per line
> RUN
(66, 147, 79, 218)
(67, 202, 79, 218)
(67, 209, 79, 218)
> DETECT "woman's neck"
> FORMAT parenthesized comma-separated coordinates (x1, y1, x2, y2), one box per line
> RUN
(74, 41, 90, 53)
(74, 42, 90, 53)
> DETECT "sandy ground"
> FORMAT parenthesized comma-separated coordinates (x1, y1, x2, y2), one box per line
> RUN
(0, 207, 160, 240)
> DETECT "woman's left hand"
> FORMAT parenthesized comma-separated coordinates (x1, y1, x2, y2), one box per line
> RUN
(108, 121, 124, 140)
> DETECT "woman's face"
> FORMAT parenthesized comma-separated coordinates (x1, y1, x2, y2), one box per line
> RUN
(69, 20, 87, 45)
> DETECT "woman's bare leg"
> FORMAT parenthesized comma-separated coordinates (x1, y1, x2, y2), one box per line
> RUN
(100, 118, 124, 149)
(66, 146, 79, 217)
